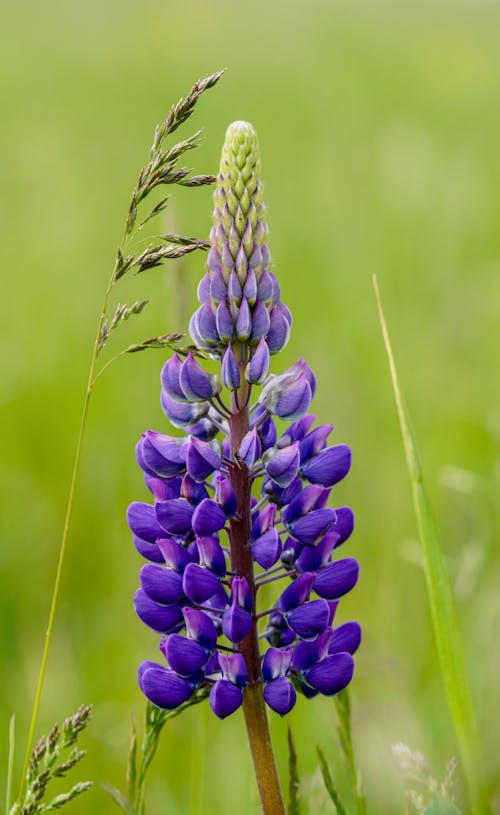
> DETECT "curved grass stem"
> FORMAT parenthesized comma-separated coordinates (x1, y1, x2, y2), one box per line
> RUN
(16, 271, 116, 807)
(373, 274, 490, 815)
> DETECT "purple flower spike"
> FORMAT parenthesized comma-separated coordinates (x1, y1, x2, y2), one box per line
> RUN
(301, 444, 352, 488)
(210, 679, 243, 719)
(162, 634, 208, 676)
(130, 120, 359, 721)
(263, 441, 300, 488)
(305, 652, 354, 696)
(182, 563, 221, 605)
(180, 353, 221, 401)
(192, 499, 227, 536)
(139, 664, 193, 709)
(134, 589, 183, 634)
(246, 337, 270, 384)
(314, 558, 360, 600)
(221, 345, 241, 391)
(264, 677, 296, 716)
(186, 437, 222, 483)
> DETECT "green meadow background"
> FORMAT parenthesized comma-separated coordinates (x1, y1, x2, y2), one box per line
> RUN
(1, 1, 499, 812)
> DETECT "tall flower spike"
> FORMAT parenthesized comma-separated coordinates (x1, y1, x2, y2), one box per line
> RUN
(191, 121, 292, 354)
(128, 120, 360, 815)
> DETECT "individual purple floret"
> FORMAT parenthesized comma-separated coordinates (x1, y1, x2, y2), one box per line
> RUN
(128, 121, 360, 725)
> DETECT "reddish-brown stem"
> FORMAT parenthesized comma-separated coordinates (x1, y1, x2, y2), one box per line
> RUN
(227, 374, 285, 815)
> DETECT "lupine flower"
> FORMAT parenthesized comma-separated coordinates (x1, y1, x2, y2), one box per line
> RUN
(128, 120, 360, 722)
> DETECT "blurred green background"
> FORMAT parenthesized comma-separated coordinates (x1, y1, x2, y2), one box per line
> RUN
(1, 0, 500, 812)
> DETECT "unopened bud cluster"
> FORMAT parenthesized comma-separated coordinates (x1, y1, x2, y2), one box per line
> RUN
(128, 122, 360, 720)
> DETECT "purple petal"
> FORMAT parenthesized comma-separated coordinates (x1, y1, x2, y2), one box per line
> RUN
(161, 390, 208, 427)
(180, 473, 209, 504)
(216, 298, 234, 342)
(266, 305, 290, 354)
(286, 598, 331, 639)
(141, 431, 187, 479)
(222, 605, 252, 643)
(236, 296, 252, 340)
(160, 354, 188, 402)
(299, 424, 334, 463)
(314, 558, 360, 600)
(140, 666, 193, 709)
(162, 634, 208, 676)
(133, 534, 165, 563)
(221, 345, 241, 391)
(246, 337, 270, 384)
(134, 589, 183, 633)
(214, 475, 237, 516)
(192, 499, 227, 536)
(273, 375, 312, 421)
(292, 630, 332, 672)
(251, 298, 271, 341)
(281, 485, 327, 524)
(287, 508, 336, 545)
(196, 536, 227, 576)
(156, 538, 192, 573)
(278, 572, 315, 612)
(264, 441, 300, 488)
(264, 677, 296, 716)
(306, 652, 354, 695)
(127, 502, 164, 542)
(155, 498, 193, 537)
(301, 445, 352, 488)
(331, 506, 355, 546)
(182, 563, 221, 604)
(209, 679, 243, 719)
(186, 437, 222, 483)
(180, 353, 218, 401)
(218, 652, 247, 687)
(329, 622, 362, 655)
(262, 647, 292, 681)
(239, 427, 262, 468)
(140, 564, 184, 604)
(145, 475, 182, 502)
(243, 267, 257, 305)
(210, 268, 227, 303)
(183, 607, 218, 650)
(197, 302, 220, 346)
(252, 528, 282, 570)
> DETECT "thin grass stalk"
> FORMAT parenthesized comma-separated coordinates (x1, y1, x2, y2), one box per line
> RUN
(16, 272, 116, 807)
(373, 275, 490, 815)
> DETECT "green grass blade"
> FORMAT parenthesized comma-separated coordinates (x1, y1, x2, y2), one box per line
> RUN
(287, 726, 300, 815)
(373, 275, 490, 815)
(316, 747, 348, 815)
(6, 714, 15, 815)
